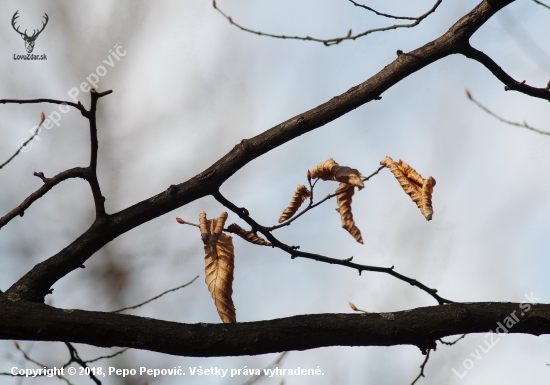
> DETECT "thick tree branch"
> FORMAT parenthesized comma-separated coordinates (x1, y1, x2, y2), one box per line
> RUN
(5, 0, 515, 303)
(0, 300, 548, 357)
(460, 44, 550, 101)
(0, 168, 88, 230)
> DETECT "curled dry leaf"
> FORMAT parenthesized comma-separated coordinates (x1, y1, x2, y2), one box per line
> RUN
(380, 156, 436, 220)
(200, 211, 236, 323)
(335, 183, 363, 244)
(310, 158, 364, 190)
(227, 223, 272, 246)
(279, 184, 311, 223)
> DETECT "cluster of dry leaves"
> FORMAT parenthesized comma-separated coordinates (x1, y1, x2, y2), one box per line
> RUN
(177, 157, 435, 323)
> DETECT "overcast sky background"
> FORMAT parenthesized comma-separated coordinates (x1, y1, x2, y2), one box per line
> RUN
(0, 0, 549, 384)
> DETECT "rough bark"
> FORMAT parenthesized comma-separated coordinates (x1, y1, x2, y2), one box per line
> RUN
(0, 300, 548, 357)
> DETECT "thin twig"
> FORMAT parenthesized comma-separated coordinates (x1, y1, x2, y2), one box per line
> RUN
(243, 352, 289, 385)
(348, 302, 371, 313)
(176, 218, 200, 227)
(465, 89, 550, 136)
(213, 0, 442, 46)
(270, 165, 384, 230)
(533, 0, 550, 10)
(84, 348, 130, 363)
(439, 334, 466, 345)
(349, 0, 418, 20)
(213, 190, 453, 304)
(0, 115, 45, 170)
(111, 275, 199, 313)
(460, 45, 550, 102)
(411, 349, 431, 385)
(2, 342, 74, 385)
(65, 343, 102, 385)
(0, 98, 81, 110)
(0, 168, 87, 230)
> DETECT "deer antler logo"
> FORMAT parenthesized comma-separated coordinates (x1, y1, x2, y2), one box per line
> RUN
(11, 11, 49, 54)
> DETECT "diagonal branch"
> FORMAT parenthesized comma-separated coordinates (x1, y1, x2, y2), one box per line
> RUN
(0, 114, 45, 170)
(213, 190, 453, 304)
(411, 349, 431, 385)
(0, 167, 88, 230)
(533, 0, 550, 10)
(269, 165, 384, 230)
(460, 44, 550, 101)
(465, 89, 550, 135)
(213, 0, 442, 46)
(0, 300, 548, 357)
(111, 275, 199, 313)
(64, 342, 102, 385)
(4, 0, 516, 303)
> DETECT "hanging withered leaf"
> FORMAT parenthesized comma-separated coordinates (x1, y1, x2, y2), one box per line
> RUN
(380, 156, 436, 220)
(279, 184, 311, 223)
(199, 211, 236, 323)
(227, 223, 272, 246)
(310, 158, 364, 190)
(335, 183, 363, 244)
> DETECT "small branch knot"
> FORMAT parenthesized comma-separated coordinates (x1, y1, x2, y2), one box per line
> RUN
(33, 171, 48, 183)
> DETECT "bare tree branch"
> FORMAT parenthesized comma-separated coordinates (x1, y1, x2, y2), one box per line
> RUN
(86, 89, 110, 218)
(533, 0, 550, 10)
(213, 0, 442, 46)
(111, 275, 199, 313)
(465, 89, 550, 135)
(3, 0, 518, 304)
(438, 334, 466, 345)
(84, 348, 129, 364)
(411, 349, 431, 385)
(0, 98, 82, 111)
(243, 351, 289, 385)
(213, 189, 453, 305)
(268, 165, 385, 231)
(348, 0, 440, 21)
(64, 342, 102, 385)
(0, 301, 547, 357)
(0, 168, 88, 230)
(0, 114, 45, 170)
(0, 342, 74, 384)
(410, 333, 466, 383)
(460, 44, 550, 101)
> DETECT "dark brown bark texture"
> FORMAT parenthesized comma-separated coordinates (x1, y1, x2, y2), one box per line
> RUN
(2, 0, 550, 355)
(1, 300, 549, 357)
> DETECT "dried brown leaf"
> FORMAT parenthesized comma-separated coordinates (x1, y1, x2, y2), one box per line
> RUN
(200, 212, 236, 323)
(335, 183, 363, 244)
(279, 184, 311, 223)
(310, 158, 364, 189)
(227, 223, 272, 246)
(380, 156, 436, 220)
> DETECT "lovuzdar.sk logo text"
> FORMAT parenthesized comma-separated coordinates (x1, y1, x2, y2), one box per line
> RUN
(12, 10, 48, 60)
